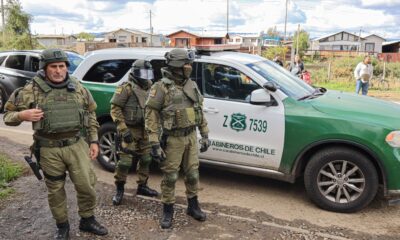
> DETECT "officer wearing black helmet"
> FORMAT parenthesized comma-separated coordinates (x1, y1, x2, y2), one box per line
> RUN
(110, 59, 159, 206)
(3, 48, 108, 239)
(145, 48, 210, 229)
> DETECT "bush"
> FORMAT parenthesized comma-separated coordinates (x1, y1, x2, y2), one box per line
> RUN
(0, 153, 23, 199)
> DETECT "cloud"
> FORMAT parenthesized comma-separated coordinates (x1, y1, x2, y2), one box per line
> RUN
(19, 0, 400, 39)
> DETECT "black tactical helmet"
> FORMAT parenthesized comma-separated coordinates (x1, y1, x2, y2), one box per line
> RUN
(164, 48, 195, 68)
(39, 48, 70, 69)
(130, 59, 154, 82)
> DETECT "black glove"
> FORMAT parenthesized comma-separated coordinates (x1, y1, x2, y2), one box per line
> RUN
(150, 143, 166, 163)
(200, 135, 210, 153)
(121, 129, 134, 143)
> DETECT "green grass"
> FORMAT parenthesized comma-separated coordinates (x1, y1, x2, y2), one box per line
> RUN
(0, 153, 23, 199)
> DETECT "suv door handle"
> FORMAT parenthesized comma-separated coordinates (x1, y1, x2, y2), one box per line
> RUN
(203, 107, 219, 113)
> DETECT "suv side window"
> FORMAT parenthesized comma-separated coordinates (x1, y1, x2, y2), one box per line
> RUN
(150, 59, 167, 82)
(30, 57, 40, 72)
(200, 62, 261, 102)
(0, 55, 7, 66)
(5, 55, 26, 71)
(83, 59, 135, 83)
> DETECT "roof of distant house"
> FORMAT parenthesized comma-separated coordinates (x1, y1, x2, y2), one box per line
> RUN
(167, 30, 226, 38)
(34, 34, 76, 39)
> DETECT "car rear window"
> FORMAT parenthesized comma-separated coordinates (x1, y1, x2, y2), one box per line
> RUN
(82, 59, 134, 83)
(5, 55, 26, 70)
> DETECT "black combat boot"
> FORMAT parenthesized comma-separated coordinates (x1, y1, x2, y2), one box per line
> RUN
(137, 184, 159, 197)
(112, 181, 125, 205)
(55, 222, 69, 240)
(79, 216, 108, 236)
(187, 196, 206, 221)
(160, 203, 174, 229)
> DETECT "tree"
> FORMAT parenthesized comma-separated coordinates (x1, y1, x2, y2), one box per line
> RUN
(1, 0, 38, 50)
(77, 32, 95, 41)
(266, 26, 279, 38)
(292, 30, 310, 57)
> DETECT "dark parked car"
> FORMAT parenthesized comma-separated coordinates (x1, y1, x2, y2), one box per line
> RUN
(0, 50, 84, 112)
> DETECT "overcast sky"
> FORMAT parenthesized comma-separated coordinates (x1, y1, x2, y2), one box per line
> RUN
(20, 0, 400, 39)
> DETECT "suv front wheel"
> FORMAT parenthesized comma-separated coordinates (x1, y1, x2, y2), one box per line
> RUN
(97, 122, 118, 172)
(304, 147, 378, 213)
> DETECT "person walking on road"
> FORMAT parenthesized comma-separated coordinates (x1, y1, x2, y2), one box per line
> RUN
(354, 55, 373, 95)
(110, 60, 159, 206)
(3, 49, 108, 239)
(145, 48, 210, 229)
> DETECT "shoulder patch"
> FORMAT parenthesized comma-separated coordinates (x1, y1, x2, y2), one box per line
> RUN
(115, 87, 123, 94)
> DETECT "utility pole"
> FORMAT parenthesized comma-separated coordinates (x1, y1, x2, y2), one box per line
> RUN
(149, 9, 153, 47)
(226, 0, 229, 43)
(1, 0, 4, 44)
(296, 24, 300, 55)
(358, 28, 362, 53)
(284, 0, 288, 42)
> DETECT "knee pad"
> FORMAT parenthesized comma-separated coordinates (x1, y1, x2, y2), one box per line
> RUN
(117, 155, 132, 172)
(139, 154, 152, 167)
(164, 172, 178, 188)
(186, 169, 199, 185)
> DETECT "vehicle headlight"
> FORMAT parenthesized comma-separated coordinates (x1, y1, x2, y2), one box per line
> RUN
(386, 131, 400, 148)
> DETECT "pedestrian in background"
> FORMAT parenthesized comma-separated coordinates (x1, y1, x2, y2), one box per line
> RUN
(273, 54, 284, 67)
(354, 55, 373, 95)
(288, 54, 304, 77)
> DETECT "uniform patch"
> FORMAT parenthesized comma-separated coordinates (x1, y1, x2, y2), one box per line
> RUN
(149, 88, 157, 97)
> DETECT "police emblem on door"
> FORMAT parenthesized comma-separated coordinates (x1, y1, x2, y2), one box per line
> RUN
(230, 113, 247, 132)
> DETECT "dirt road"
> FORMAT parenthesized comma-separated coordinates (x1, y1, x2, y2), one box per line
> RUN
(1, 115, 400, 239)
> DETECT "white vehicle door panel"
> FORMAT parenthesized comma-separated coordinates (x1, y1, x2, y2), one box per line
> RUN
(198, 60, 285, 170)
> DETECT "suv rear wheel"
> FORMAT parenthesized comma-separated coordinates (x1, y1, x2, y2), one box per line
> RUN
(304, 147, 378, 213)
(97, 122, 118, 172)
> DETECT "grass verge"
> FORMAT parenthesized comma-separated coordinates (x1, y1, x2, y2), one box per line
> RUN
(0, 153, 23, 199)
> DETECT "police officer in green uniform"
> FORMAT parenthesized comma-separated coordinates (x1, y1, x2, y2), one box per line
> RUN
(3, 49, 108, 239)
(145, 48, 210, 229)
(110, 60, 159, 205)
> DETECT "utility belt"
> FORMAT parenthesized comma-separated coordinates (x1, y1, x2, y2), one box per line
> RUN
(163, 126, 196, 137)
(34, 136, 81, 148)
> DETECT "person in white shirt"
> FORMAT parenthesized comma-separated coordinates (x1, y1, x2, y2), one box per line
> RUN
(354, 56, 373, 95)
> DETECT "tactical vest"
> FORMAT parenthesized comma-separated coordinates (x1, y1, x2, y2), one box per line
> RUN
(160, 78, 203, 130)
(123, 81, 149, 127)
(31, 76, 89, 134)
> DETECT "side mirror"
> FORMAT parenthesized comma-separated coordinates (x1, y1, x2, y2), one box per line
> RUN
(263, 82, 278, 92)
(250, 89, 271, 105)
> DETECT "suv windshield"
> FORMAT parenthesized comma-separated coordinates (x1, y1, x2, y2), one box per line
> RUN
(247, 60, 315, 100)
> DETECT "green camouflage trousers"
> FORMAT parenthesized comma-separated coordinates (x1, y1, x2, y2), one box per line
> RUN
(39, 138, 97, 224)
(114, 127, 152, 185)
(160, 131, 200, 204)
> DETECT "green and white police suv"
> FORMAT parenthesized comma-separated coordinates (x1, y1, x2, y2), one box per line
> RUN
(73, 46, 400, 213)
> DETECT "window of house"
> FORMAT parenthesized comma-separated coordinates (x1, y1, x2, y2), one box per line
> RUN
(5, 55, 26, 71)
(118, 35, 127, 42)
(342, 45, 349, 51)
(215, 38, 222, 44)
(83, 59, 135, 83)
(229, 39, 233, 42)
(200, 62, 260, 102)
(365, 43, 375, 52)
(332, 45, 341, 51)
(142, 37, 147, 43)
(235, 38, 240, 42)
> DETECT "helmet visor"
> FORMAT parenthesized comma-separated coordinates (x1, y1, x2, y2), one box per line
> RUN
(134, 68, 154, 80)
